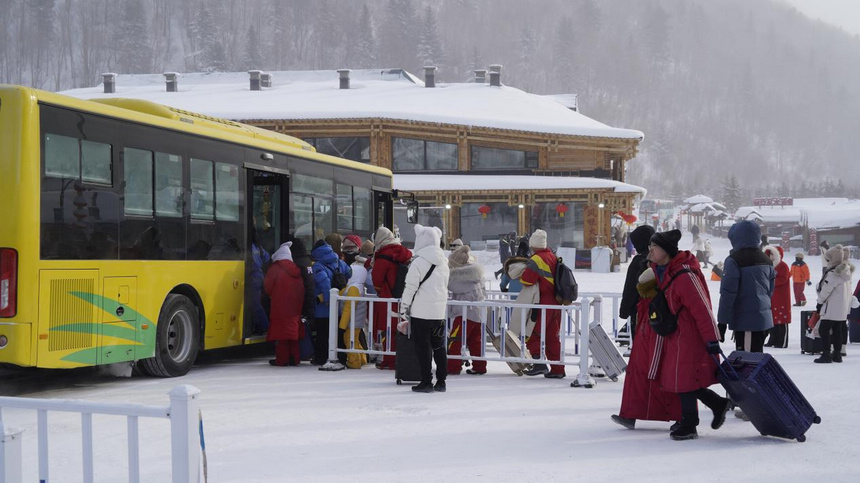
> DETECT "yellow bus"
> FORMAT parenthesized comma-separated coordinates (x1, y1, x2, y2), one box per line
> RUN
(0, 85, 397, 376)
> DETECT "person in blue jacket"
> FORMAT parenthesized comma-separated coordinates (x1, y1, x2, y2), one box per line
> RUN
(310, 239, 352, 366)
(717, 220, 775, 352)
(248, 230, 271, 334)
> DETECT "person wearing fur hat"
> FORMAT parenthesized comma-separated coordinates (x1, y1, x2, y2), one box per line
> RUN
(619, 225, 656, 342)
(371, 227, 412, 370)
(814, 245, 858, 363)
(763, 245, 792, 348)
(520, 229, 565, 378)
(790, 252, 811, 306)
(446, 245, 488, 375)
(717, 220, 775, 352)
(500, 239, 530, 294)
(264, 242, 306, 366)
(338, 262, 370, 369)
(399, 224, 451, 393)
(311, 240, 352, 367)
(645, 229, 731, 441)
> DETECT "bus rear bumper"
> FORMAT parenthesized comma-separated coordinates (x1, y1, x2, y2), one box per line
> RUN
(0, 322, 33, 367)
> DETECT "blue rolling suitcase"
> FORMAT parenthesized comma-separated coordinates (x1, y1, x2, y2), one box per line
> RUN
(717, 351, 820, 442)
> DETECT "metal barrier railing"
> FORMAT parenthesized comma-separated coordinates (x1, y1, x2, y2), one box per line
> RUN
(327, 289, 603, 387)
(0, 385, 201, 483)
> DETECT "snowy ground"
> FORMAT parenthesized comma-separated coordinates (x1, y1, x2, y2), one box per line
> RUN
(4, 232, 860, 482)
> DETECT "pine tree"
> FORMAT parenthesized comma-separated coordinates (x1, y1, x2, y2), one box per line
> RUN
(353, 3, 377, 68)
(379, 0, 417, 69)
(240, 25, 264, 71)
(417, 5, 443, 71)
(722, 175, 743, 214)
(552, 16, 576, 90)
(115, 0, 152, 74)
(192, 2, 227, 72)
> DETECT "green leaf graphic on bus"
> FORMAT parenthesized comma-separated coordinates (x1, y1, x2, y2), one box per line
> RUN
(48, 292, 156, 364)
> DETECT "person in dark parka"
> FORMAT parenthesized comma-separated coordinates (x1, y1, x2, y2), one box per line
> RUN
(717, 221, 775, 352)
(288, 237, 317, 360)
(618, 225, 656, 341)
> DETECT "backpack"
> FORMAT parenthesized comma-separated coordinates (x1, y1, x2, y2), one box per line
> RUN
(328, 263, 348, 291)
(648, 268, 691, 336)
(554, 257, 579, 305)
(375, 253, 410, 298)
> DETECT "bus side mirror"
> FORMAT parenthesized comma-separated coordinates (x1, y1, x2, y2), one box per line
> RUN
(406, 200, 419, 224)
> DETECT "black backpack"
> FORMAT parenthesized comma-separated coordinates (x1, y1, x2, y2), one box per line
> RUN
(648, 269, 691, 336)
(329, 263, 348, 291)
(375, 253, 410, 298)
(554, 257, 578, 305)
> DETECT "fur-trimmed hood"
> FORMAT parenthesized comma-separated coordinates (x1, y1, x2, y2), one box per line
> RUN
(828, 261, 855, 281)
(762, 245, 782, 267)
(448, 261, 484, 283)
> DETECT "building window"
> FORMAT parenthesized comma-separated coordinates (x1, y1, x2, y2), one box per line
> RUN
(459, 202, 518, 247)
(392, 137, 458, 172)
(306, 137, 370, 163)
(531, 202, 585, 248)
(471, 145, 538, 171)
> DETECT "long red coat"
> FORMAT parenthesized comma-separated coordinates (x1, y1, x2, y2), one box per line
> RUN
(264, 259, 305, 341)
(771, 247, 792, 325)
(371, 243, 412, 330)
(619, 295, 683, 421)
(654, 251, 721, 394)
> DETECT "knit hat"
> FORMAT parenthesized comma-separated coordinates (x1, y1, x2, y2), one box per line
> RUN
(529, 229, 548, 250)
(448, 245, 476, 268)
(824, 245, 845, 268)
(450, 238, 464, 249)
(325, 233, 343, 255)
(650, 229, 682, 258)
(795, 252, 804, 259)
(342, 235, 361, 254)
(629, 225, 656, 255)
(360, 240, 375, 256)
(272, 242, 293, 262)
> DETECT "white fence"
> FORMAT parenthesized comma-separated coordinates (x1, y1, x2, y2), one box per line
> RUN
(328, 289, 628, 388)
(0, 385, 201, 483)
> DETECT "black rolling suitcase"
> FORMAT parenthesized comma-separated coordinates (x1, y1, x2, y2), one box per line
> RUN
(717, 351, 820, 442)
(799, 311, 824, 355)
(395, 332, 422, 385)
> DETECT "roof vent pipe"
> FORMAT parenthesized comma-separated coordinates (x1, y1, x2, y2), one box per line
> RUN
(102, 73, 117, 94)
(488, 64, 502, 87)
(249, 70, 262, 91)
(474, 69, 487, 84)
(338, 69, 351, 89)
(261, 73, 272, 88)
(424, 66, 437, 88)
(164, 72, 180, 92)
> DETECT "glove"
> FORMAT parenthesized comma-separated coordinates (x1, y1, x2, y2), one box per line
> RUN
(807, 281, 812, 286)
(816, 303, 822, 314)
(706, 341, 721, 355)
(500, 287, 509, 293)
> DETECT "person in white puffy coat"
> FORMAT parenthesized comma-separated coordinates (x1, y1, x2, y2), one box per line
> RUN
(399, 224, 451, 393)
(815, 245, 858, 363)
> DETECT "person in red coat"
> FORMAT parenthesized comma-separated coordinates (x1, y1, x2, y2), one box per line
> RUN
(763, 245, 792, 348)
(611, 266, 683, 430)
(520, 229, 565, 378)
(371, 227, 412, 370)
(648, 230, 732, 441)
(263, 242, 307, 366)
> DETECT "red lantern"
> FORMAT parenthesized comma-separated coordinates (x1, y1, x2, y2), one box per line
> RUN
(555, 203, 569, 218)
(478, 204, 491, 218)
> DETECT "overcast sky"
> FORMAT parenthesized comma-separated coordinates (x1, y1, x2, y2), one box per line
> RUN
(781, 0, 860, 36)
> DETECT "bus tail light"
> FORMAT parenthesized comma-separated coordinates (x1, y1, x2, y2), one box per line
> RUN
(0, 248, 17, 317)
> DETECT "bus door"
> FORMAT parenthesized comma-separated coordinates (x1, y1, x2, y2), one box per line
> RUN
(245, 169, 289, 341)
(374, 191, 392, 232)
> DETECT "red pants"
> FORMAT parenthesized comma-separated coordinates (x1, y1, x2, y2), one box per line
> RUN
(373, 301, 399, 369)
(274, 339, 301, 366)
(526, 308, 565, 375)
(447, 317, 487, 374)
(793, 282, 807, 305)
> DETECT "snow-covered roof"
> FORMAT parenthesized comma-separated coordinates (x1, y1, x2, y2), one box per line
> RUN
(684, 194, 713, 204)
(690, 202, 726, 213)
(735, 199, 860, 230)
(60, 69, 644, 140)
(393, 174, 646, 196)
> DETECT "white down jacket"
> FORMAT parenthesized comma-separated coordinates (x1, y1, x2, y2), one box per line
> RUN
(817, 261, 858, 321)
(400, 225, 450, 321)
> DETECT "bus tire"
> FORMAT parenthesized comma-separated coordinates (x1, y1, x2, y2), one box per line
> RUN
(140, 294, 200, 377)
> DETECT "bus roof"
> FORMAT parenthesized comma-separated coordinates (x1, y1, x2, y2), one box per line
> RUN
(1, 84, 392, 178)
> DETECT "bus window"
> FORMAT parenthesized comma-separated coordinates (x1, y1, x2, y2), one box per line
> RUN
(190, 158, 214, 220)
(123, 148, 154, 216)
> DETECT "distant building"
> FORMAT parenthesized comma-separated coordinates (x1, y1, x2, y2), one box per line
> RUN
(63, 68, 645, 249)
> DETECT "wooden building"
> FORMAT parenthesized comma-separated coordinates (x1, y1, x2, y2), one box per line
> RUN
(63, 68, 645, 249)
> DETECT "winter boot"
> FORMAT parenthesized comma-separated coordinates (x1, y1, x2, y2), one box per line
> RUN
(832, 353, 843, 363)
(434, 380, 447, 392)
(709, 397, 732, 430)
(412, 381, 435, 393)
(814, 352, 832, 364)
(669, 421, 681, 432)
(610, 415, 635, 430)
(669, 416, 699, 441)
(524, 364, 549, 376)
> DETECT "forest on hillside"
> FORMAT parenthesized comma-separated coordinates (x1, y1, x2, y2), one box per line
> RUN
(3, 0, 860, 201)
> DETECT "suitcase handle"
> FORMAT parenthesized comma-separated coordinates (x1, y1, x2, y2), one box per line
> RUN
(712, 349, 741, 381)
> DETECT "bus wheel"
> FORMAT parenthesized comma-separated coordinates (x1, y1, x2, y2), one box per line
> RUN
(140, 295, 200, 377)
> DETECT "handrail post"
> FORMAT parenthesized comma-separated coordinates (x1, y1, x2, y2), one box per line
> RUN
(169, 385, 201, 483)
(329, 288, 340, 363)
(572, 297, 596, 388)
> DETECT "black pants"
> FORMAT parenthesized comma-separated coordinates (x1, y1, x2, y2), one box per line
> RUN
(766, 325, 789, 348)
(679, 388, 724, 423)
(411, 317, 448, 384)
(819, 319, 845, 356)
(734, 330, 767, 353)
(312, 317, 330, 365)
